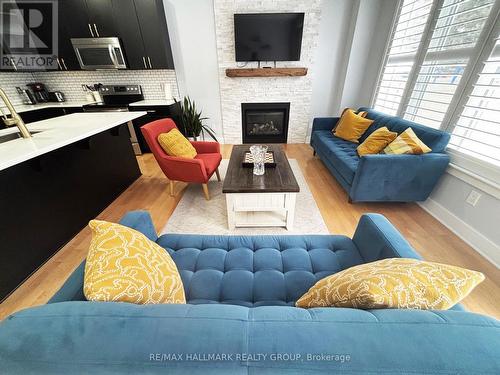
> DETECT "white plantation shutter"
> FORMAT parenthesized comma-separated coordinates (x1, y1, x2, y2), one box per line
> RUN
(403, 0, 495, 128)
(372, 0, 500, 180)
(449, 36, 500, 166)
(373, 0, 433, 115)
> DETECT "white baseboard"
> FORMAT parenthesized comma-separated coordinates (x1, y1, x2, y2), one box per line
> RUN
(418, 198, 500, 269)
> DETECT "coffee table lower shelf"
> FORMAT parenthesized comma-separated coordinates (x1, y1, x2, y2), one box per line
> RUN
(225, 192, 297, 230)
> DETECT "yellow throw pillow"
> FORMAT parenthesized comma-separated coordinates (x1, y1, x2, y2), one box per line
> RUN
(357, 126, 398, 156)
(383, 127, 432, 155)
(334, 108, 374, 143)
(296, 258, 484, 310)
(157, 128, 197, 159)
(84, 220, 186, 305)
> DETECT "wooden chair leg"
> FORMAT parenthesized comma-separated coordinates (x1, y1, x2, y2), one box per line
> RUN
(169, 180, 174, 196)
(202, 183, 210, 200)
(215, 168, 221, 182)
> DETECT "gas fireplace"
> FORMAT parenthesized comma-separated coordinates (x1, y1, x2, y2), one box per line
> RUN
(241, 102, 290, 143)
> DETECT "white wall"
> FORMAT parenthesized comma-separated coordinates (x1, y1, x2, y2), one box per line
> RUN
(338, 0, 398, 110)
(310, 0, 354, 118)
(163, 0, 224, 141)
(420, 173, 500, 267)
(309, 0, 397, 138)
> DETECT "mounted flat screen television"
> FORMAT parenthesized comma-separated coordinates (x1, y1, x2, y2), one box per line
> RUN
(234, 13, 305, 62)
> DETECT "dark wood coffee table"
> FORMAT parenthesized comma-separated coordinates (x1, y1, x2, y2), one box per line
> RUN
(223, 145, 300, 229)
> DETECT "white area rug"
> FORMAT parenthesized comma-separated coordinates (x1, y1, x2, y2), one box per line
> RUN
(161, 159, 329, 235)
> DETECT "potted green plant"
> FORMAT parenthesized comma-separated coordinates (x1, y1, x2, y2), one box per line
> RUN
(178, 96, 218, 141)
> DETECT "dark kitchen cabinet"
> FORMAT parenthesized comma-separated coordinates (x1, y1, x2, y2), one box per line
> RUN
(58, 0, 93, 38)
(134, 0, 175, 69)
(59, 0, 116, 39)
(86, 0, 117, 37)
(19, 108, 66, 123)
(111, 0, 147, 69)
(2, 0, 175, 72)
(57, 19, 81, 70)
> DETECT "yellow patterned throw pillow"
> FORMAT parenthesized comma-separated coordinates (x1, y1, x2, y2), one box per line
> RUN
(383, 127, 432, 155)
(84, 220, 186, 305)
(157, 128, 197, 159)
(296, 258, 484, 310)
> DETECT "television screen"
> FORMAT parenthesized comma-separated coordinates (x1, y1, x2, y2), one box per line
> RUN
(234, 13, 304, 62)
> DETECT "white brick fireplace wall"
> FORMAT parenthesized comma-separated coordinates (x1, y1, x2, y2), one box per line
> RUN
(214, 0, 322, 144)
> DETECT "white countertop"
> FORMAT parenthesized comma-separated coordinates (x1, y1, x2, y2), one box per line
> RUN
(1, 100, 98, 114)
(1, 98, 176, 114)
(0, 111, 146, 171)
(129, 99, 176, 107)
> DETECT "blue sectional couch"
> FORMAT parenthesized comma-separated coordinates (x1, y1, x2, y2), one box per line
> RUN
(310, 107, 451, 202)
(1, 210, 499, 374)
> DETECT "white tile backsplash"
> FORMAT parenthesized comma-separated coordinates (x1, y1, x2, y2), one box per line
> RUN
(0, 69, 179, 106)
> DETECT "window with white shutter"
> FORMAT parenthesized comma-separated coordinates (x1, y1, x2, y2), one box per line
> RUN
(373, 0, 433, 115)
(449, 36, 500, 166)
(372, 0, 499, 181)
(403, 0, 495, 128)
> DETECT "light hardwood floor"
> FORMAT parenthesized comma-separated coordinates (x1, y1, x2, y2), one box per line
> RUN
(1, 144, 498, 320)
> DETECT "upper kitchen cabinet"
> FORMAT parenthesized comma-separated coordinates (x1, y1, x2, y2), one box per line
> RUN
(111, 0, 146, 69)
(133, 0, 175, 70)
(58, 0, 117, 39)
(57, 19, 80, 70)
(58, 0, 93, 39)
(85, 0, 118, 37)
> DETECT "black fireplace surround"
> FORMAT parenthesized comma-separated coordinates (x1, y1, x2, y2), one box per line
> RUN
(241, 102, 290, 143)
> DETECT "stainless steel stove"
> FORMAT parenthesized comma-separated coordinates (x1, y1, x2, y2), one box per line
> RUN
(83, 85, 144, 154)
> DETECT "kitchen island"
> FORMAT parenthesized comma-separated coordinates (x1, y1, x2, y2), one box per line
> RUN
(0, 112, 146, 301)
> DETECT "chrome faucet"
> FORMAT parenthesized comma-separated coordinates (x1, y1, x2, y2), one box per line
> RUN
(0, 87, 32, 138)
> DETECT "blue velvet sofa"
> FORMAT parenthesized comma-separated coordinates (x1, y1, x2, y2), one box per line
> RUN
(1, 211, 499, 374)
(310, 107, 451, 202)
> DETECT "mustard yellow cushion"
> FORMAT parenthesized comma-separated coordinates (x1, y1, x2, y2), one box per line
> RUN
(383, 127, 432, 155)
(334, 109, 374, 143)
(296, 258, 484, 310)
(357, 126, 398, 156)
(157, 128, 197, 158)
(84, 220, 186, 305)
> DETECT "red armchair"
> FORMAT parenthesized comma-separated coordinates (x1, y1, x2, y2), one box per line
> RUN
(141, 118, 222, 200)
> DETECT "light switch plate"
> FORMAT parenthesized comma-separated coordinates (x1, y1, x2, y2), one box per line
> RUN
(466, 190, 481, 206)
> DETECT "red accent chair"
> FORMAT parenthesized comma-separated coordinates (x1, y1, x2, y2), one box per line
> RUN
(141, 118, 222, 200)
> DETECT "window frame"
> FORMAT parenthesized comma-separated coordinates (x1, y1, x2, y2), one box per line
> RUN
(371, 0, 500, 185)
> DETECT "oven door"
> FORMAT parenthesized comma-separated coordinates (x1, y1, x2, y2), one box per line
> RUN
(71, 37, 127, 70)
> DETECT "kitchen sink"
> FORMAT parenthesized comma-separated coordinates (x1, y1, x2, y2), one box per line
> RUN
(0, 131, 41, 144)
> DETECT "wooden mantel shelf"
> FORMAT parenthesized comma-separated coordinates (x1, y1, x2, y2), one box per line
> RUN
(225, 67, 308, 78)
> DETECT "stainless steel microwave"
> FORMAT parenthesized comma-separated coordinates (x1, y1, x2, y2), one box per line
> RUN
(71, 37, 127, 70)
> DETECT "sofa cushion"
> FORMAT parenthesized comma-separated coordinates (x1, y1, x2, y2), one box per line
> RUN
(156, 234, 365, 306)
(2, 302, 499, 374)
(358, 107, 451, 152)
(311, 130, 359, 183)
